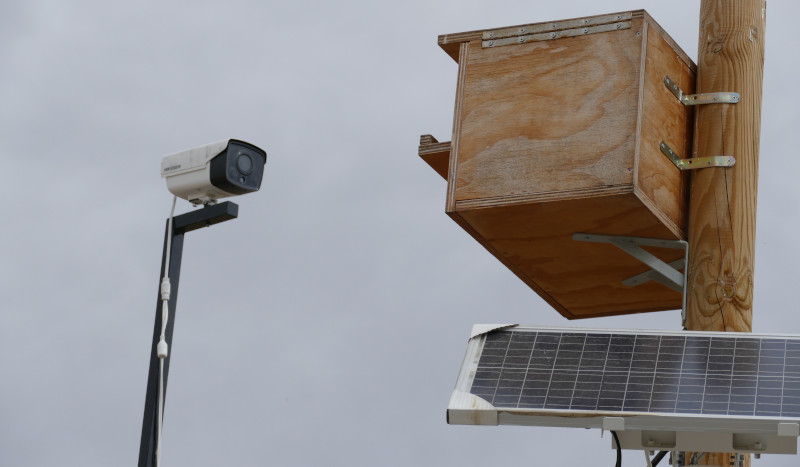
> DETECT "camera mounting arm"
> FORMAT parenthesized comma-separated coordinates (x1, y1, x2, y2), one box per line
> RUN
(138, 202, 239, 467)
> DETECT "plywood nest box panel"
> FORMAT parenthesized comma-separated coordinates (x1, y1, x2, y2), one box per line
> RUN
(420, 11, 696, 319)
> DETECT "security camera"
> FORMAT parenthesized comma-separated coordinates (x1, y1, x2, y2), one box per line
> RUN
(161, 139, 267, 205)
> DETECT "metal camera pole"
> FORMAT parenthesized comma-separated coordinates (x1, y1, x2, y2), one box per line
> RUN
(138, 202, 239, 467)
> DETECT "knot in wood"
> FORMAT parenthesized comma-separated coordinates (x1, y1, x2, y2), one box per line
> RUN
(722, 283, 734, 298)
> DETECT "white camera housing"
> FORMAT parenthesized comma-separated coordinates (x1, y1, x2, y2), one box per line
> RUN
(161, 139, 267, 204)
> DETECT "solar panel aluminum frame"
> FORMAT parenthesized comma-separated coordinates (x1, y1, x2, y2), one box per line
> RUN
(448, 325, 800, 455)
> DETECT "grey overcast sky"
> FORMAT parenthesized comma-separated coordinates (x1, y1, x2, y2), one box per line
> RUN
(1, 1, 798, 466)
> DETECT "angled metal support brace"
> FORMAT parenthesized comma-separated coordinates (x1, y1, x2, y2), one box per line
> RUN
(660, 141, 735, 171)
(644, 450, 653, 467)
(572, 233, 689, 322)
(623, 258, 685, 290)
(664, 76, 740, 105)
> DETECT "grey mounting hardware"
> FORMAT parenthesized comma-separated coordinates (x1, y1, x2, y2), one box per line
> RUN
(664, 76, 740, 105)
(572, 233, 689, 322)
(482, 12, 632, 48)
(660, 141, 736, 170)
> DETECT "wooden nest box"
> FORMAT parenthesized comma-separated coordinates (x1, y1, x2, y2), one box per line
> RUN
(420, 10, 697, 319)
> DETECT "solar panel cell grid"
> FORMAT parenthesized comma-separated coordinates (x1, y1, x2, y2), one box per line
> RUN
(470, 329, 800, 417)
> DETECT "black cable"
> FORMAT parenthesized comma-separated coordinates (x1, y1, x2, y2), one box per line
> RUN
(611, 431, 622, 467)
(651, 450, 669, 467)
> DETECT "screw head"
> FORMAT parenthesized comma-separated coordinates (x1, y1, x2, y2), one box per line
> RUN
(487, 41, 493, 46)
(488, 32, 494, 38)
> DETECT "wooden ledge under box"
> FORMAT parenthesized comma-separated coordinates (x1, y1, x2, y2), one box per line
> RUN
(421, 10, 695, 319)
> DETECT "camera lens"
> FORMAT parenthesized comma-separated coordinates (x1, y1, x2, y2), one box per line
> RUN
(236, 153, 254, 175)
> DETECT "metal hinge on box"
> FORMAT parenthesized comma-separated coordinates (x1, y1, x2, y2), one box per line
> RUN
(573, 233, 689, 322)
(664, 76, 740, 105)
(482, 12, 632, 48)
(660, 141, 735, 170)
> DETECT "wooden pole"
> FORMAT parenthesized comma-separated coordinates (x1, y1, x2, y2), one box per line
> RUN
(686, 1, 765, 465)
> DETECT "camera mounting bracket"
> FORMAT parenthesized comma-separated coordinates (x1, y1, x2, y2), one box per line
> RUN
(138, 202, 239, 467)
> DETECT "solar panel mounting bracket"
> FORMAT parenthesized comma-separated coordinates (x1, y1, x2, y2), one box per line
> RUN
(778, 422, 800, 437)
(643, 450, 655, 467)
(602, 417, 625, 431)
(573, 233, 689, 322)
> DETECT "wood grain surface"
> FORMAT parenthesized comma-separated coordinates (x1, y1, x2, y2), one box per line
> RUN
(685, 1, 766, 465)
(446, 41, 470, 213)
(454, 194, 684, 318)
(686, 0, 765, 335)
(637, 20, 694, 239)
(427, 11, 699, 319)
(454, 24, 642, 203)
(418, 135, 450, 180)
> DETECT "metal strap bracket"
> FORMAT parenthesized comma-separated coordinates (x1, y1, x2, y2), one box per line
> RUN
(664, 76, 740, 105)
(573, 233, 689, 321)
(660, 141, 735, 170)
(482, 12, 632, 48)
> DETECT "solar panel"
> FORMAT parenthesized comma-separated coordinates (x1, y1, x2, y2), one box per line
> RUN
(448, 325, 800, 454)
